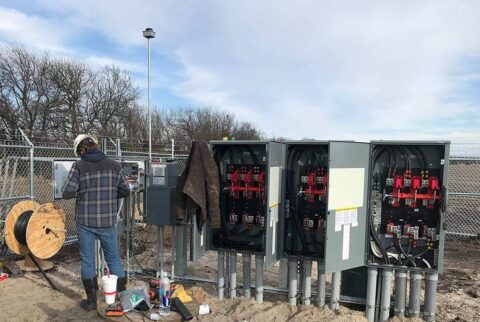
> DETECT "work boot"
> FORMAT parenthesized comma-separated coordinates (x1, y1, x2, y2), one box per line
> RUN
(81, 277, 98, 311)
(117, 276, 127, 293)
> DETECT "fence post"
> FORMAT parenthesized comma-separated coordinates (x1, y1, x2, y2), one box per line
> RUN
(171, 138, 175, 160)
(116, 138, 121, 160)
(18, 129, 34, 200)
(101, 138, 107, 152)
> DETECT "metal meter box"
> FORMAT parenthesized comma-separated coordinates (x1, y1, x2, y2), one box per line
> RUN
(119, 161, 140, 191)
(193, 140, 285, 269)
(280, 141, 371, 273)
(367, 141, 449, 272)
(143, 160, 178, 226)
(53, 159, 76, 199)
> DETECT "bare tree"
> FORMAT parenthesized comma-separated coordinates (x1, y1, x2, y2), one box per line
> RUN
(86, 66, 139, 138)
(48, 58, 92, 139)
(0, 46, 262, 145)
(0, 46, 60, 137)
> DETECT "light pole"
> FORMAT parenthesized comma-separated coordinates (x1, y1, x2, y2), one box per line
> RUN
(143, 27, 155, 160)
(143, 27, 162, 278)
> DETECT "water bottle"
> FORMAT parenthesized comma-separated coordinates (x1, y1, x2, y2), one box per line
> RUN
(159, 272, 171, 316)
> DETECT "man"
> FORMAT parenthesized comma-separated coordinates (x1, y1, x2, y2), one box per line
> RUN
(62, 134, 130, 311)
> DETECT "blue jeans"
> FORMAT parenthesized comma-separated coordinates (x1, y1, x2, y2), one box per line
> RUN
(77, 222, 125, 280)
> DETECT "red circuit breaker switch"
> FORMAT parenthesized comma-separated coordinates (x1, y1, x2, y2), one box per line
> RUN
(258, 171, 266, 200)
(230, 169, 240, 184)
(243, 170, 253, 184)
(429, 177, 439, 190)
(411, 176, 421, 190)
(394, 175, 404, 189)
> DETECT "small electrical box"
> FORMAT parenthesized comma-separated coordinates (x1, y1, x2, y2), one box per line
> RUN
(143, 160, 178, 226)
(367, 141, 449, 272)
(53, 160, 76, 199)
(120, 161, 140, 191)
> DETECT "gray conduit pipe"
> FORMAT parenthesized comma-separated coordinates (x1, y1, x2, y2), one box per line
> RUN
(225, 251, 230, 297)
(229, 252, 237, 299)
(394, 270, 407, 317)
(408, 271, 422, 317)
(380, 268, 393, 322)
(365, 267, 378, 322)
(243, 253, 252, 299)
(279, 258, 289, 289)
(375, 271, 383, 322)
(316, 263, 326, 307)
(217, 251, 225, 299)
(288, 259, 298, 306)
(303, 260, 312, 305)
(331, 272, 341, 311)
(423, 273, 439, 322)
(174, 273, 366, 305)
(255, 255, 264, 303)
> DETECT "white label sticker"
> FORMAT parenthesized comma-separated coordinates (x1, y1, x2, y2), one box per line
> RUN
(270, 206, 279, 227)
(351, 208, 358, 227)
(342, 224, 351, 260)
(328, 168, 365, 210)
(152, 177, 166, 185)
(152, 164, 166, 176)
(272, 223, 276, 255)
(344, 209, 352, 225)
(270, 206, 279, 255)
(335, 211, 344, 232)
(268, 167, 281, 207)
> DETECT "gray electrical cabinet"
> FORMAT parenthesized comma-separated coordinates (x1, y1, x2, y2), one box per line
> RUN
(192, 140, 285, 269)
(281, 141, 371, 273)
(367, 141, 449, 272)
(143, 160, 178, 226)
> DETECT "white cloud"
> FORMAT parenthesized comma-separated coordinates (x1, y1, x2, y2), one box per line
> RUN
(85, 55, 144, 73)
(0, 6, 70, 53)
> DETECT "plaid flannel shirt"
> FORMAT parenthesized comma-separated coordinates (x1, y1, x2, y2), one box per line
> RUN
(62, 156, 130, 227)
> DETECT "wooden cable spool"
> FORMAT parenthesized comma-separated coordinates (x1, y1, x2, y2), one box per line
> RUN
(4, 200, 66, 259)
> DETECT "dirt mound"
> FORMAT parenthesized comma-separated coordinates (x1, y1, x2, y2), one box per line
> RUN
(200, 297, 367, 322)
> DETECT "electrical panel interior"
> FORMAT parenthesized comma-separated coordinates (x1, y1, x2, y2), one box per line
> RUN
(210, 141, 284, 265)
(212, 144, 268, 252)
(284, 143, 329, 258)
(368, 142, 449, 271)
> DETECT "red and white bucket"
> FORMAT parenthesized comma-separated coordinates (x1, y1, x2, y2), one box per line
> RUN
(102, 274, 118, 304)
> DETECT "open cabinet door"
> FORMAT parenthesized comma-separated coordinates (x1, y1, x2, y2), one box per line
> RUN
(264, 142, 286, 268)
(324, 142, 370, 273)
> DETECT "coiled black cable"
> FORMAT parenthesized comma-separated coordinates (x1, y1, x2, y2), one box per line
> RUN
(14, 210, 34, 246)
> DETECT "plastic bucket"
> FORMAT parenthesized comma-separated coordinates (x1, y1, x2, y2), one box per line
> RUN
(102, 275, 118, 305)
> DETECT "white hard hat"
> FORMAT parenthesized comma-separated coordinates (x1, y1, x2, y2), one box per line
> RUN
(73, 134, 98, 157)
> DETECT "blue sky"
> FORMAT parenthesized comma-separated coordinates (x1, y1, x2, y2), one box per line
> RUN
(0, 1, 479, 141)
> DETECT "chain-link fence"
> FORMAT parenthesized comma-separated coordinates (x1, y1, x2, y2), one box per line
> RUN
(0, 135, 189, 252)
(0, 133, 34, 256)
(446, 157, 480, 239)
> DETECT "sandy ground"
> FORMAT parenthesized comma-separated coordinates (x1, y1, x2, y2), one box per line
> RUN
(1, 235, 479, 321)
